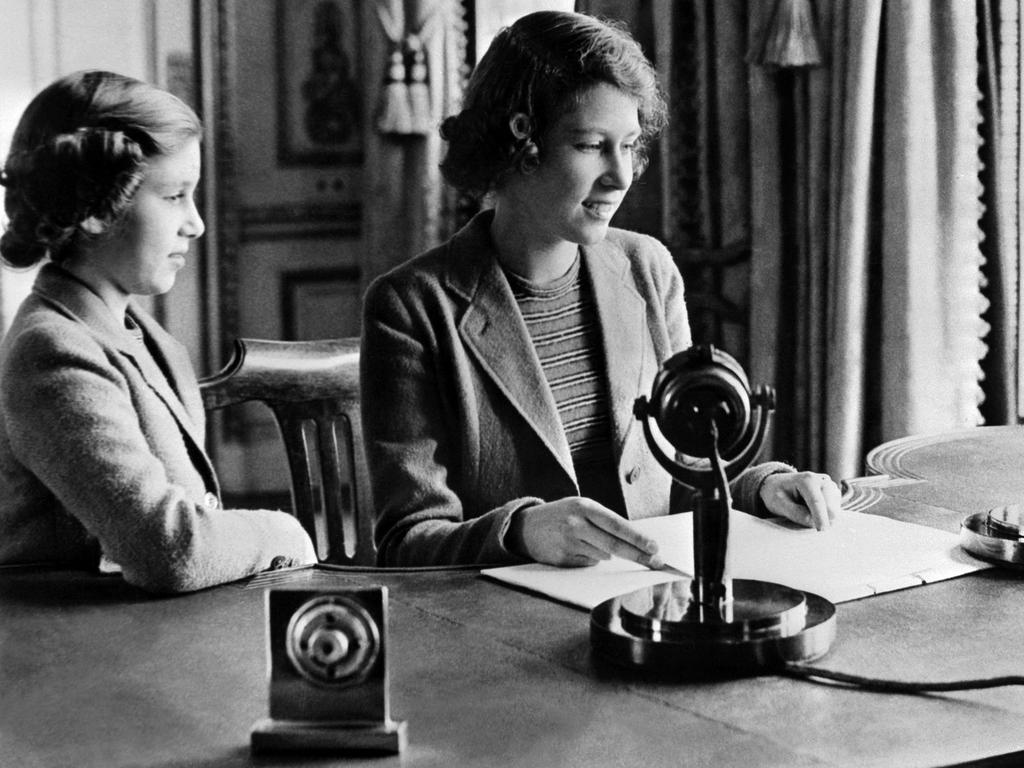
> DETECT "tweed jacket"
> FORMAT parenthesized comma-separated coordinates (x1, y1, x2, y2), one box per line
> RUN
(362, 211, 791, 567)
(0, 264, 312, 593)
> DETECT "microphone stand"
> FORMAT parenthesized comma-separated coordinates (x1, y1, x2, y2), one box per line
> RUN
(591, 346, 836, 678)
(691, 421, 732, 616)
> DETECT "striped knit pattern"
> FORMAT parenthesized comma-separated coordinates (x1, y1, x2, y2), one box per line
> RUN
(505, 256, 623, 513)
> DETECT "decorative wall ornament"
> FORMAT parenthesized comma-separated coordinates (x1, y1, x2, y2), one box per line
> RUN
(277, 0, 364, 165)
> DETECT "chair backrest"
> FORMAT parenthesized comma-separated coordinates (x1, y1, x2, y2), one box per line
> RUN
(199, 337, 374, 566)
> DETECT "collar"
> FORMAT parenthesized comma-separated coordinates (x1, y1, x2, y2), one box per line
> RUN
(447, 210, 651, 478)
(32, 263, 141, 355)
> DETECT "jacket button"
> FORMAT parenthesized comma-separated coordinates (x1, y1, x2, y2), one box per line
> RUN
(625, 465, 641, 484)
(203, 492, 220, 510)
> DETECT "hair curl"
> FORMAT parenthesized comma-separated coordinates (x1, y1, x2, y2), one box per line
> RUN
(440, 11, 667, 199)
(0, 70, 201, 268)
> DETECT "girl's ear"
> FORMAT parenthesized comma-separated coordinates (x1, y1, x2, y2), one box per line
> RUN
(79, 216, 104, 235)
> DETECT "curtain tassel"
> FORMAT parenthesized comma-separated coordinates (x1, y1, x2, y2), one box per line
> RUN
(406, 35, 432, 135)
(376, 47, 413, 135)
(748, 0, 823, 68)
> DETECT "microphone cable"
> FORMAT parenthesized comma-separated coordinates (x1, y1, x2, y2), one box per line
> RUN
(782, 663, 1024, 693)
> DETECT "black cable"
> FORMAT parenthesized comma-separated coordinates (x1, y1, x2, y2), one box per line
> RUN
(783, 663, 1024, 693)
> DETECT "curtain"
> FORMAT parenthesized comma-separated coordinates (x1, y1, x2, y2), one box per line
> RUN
(751, 0, 989, 480)
(580, 0, 757, 363)
(573, 1, 992, 480)
(978, 0, 1020, 426)
(363, 0, 468, 284)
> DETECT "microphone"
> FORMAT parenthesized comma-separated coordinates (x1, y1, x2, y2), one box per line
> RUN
(590, 344, 836, 678)
(633, 344, 775, 607)
(635, 344, 775, 491)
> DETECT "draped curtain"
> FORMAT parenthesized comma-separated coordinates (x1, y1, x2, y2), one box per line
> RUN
(364, 0, 468, 284)
(581, 0, 757, 364)
(978, 0, 1021, 426)
(750, 0, 989, 480)
(581, 1, 995, 481)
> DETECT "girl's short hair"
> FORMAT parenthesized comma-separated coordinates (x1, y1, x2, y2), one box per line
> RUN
(439, 10, 667, 199)
(0, 70, 202, 268)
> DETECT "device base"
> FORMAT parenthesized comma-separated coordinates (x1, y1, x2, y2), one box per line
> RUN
(591, 578, 836, 679)
(960, 512, 1024, 568)
(251, 718, 407, 754)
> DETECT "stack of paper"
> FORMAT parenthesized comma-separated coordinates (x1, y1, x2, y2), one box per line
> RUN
(481, 510, 990, 610)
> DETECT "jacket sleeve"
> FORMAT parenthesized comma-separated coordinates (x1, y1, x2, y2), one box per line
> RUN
(1, 323, 314, 593)
(651, 238, 794, 515)
(361, 277, 541, 567)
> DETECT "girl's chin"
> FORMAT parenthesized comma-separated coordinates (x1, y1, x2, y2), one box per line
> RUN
(575, 222, 611, 245)
(143, 276, 179, 297)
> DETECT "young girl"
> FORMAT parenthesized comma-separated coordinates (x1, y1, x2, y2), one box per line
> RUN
(362, 10, 843, 567)
(0, 71, 316, 592)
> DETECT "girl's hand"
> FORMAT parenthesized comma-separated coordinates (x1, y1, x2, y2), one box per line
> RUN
(508, 496, 663, 568)
(760, 472, 842, 530)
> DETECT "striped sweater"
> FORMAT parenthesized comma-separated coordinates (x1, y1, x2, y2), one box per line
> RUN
(505, 256, 624, 513)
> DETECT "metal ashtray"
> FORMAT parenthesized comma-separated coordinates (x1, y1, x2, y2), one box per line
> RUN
(960, 505, 1024, 568)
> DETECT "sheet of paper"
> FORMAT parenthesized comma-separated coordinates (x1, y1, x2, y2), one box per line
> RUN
(481, 509, 991, 610)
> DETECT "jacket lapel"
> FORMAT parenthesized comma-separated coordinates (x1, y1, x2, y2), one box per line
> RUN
(33, 265, 219, 491)
(582, 240, 652, 463)
(127, 308, 212, 459)
(446, 214, 576, 483)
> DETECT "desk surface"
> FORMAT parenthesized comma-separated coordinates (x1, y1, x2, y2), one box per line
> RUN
(5, 427, 1024, 768)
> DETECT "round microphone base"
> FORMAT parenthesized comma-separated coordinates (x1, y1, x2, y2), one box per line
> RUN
(590, 578, 836, 679)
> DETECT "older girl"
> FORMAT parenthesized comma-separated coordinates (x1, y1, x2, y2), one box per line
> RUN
(362, 11, 842, 567)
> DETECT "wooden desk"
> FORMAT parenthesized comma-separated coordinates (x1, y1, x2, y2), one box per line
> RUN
(864, 425, 1024, 520)
(4, 427, 1024, 768)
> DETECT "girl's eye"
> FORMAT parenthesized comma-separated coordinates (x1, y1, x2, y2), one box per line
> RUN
(166, 193, 185, 202)
(574, 139, 638, 154)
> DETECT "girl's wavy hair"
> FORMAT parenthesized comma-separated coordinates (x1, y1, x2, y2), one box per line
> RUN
(0, 70, 201, 268)
(439, 10, 667, 200)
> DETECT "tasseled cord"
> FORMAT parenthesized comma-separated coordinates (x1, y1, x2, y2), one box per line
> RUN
(375, 0, 439, 137)
(376, 46, 414, 135)
(748, 0, 823, 69)
(405, 34, 432, 135)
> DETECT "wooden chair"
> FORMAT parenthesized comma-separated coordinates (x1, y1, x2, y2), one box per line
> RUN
(199, 337, 375, 566)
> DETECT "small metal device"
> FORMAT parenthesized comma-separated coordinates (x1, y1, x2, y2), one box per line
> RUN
(591, 345, 836, 678)
(251, 586, 407, 754)
(960, 504, 1024, 567)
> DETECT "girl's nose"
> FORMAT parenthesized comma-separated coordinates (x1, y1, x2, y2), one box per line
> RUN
(602, 147, 633, 189)
(182, 198, 205, 239)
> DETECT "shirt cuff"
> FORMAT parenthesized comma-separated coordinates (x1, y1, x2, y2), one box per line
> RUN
(497, 498, 546, 560)
(742, 461, 797, 517)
